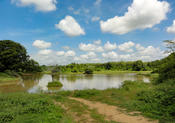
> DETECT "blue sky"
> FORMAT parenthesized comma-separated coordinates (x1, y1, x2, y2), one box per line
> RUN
(0, 0, 175, 65)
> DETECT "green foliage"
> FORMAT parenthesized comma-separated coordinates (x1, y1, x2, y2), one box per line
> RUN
(47, 81, 63, 87)
(0, 40, 41, 72)
(135, 81, 175, 122)
(84, 68, 93, 74)
(132, 60, 146, 71)
(0, 93, 69, 123)
(52, 61, 153, 74)
(156, 53, 175, 83)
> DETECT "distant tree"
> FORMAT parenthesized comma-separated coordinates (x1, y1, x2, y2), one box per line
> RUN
(0, 40, 41, 72)
(164, 40, 175, 53)
(84, 68, 93, 74)
(132, 60, 145, 71)
(105, 62, 112, 70)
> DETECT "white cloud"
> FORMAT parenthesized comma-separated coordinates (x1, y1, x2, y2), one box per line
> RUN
(11, 0, 57, 12)
(100, 0, 170, 35)
(118, 41, 135, 52)
(56, 51, 65, 56)
(104, 41, 117, 51)
(32, 41, 167, 65)
(167, 20, 175, 34)
(139, 46, 162, 56)
(79, 43, 104, 52)
(93, 40, 101, 45)
(33, 40, 51, 49)
(38, 49, 52, 55)
(135, 44, 145, 51)
(92, 16, 100, 22)
(102, 51, 118, 59)
(94, 0, 102, 6)
(87, 52, 97, 58)
(120, 54, 131, 60)
(65, 50, 76, 57)
(55, 16, 85, 37)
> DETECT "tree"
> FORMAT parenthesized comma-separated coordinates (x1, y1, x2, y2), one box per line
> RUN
(105, 62, 112, 70)
(0, 40, 41, 72)
(84, 68, 93, 74)
(132, 60, 145, 71)
(164, 40, 175, 53)
(157, 53, 175, 83)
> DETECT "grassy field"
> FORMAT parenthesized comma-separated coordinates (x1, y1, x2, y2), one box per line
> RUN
(1, 80, 174, 122)
(0, 72, 20, 84)
(0, 92, 118, 123)
(55, 80, 175, 122)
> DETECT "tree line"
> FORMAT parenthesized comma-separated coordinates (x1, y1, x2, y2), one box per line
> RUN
(0, 40, 41, 73)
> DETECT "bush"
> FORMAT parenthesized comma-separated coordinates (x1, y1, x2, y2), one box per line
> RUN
(47, 81, 63, 87)
(156, 53, 175, 84)
(84, 68, 93, 74)
(0, 93, 65, 123)
(135, 81, 175, 121)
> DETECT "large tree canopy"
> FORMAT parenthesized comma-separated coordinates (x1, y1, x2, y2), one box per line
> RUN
(0, 40, 41, 72)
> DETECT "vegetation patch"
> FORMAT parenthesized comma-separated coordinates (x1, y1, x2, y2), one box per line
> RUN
(0, 72, 20, 83)
(47, 81, 63, 87)
(0, 93, 72, 123)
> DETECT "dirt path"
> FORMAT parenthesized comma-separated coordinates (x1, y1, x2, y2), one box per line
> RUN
(70, 97, 158, 123)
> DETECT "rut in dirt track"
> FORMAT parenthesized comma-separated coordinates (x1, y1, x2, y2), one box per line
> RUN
(69, 97, 158, 123)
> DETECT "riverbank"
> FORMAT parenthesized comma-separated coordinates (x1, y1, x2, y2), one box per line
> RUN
(43, 70, 152, 75)
(0, 81, 156, 123)
(1, 80, 174, 122)
(0, 72, 20, 84)
(54, 80, 175, 122)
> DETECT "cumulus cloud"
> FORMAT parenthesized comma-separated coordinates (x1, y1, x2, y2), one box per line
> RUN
(102, 51, 118, 59)
(91, 16, 100, 22)
(11, 0, 57, 12)
(104, 41, 117, 51)
(100, 0, 170, 35)
(93, 40, 101, 45)
(32, 41, 167, 65)
(79, 43, 104, 52)
(167, 20, 175, 34)
(118, 41, 135, 52)
(33, 40, 51, 49)
(65, 50, 76, 57)
(80, 52, 96, 59)
(55, 16, 85, 37)
(38, 49, 52, 55)
(56, 51, 65, 56)
(135, 44, 145, 51)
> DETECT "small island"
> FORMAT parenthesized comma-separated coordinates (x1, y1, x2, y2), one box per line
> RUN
(47, 81, 63, 88)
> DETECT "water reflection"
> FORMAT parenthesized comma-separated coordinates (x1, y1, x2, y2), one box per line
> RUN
(0, 73, 150, 93)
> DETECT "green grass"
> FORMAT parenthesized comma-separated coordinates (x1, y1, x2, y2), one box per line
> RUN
(0, 93, 73, 123)
(0, 72, 20, 83)
(51, 93, 118, 123)
(55, 80, 175, 122)
(94, 70, 152, 74)
(47, 81, 63, 87)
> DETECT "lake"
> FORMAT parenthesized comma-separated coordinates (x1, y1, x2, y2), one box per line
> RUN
(0, 73, 150, 93)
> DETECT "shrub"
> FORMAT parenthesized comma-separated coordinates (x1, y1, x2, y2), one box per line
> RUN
(135, 81, 175, 121)
(84, 68, 93, 74)
(47, 81, 63, 87)
(0, 93, 65, 123)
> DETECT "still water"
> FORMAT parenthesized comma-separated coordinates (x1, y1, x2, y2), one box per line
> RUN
(0, 73, 150, 93)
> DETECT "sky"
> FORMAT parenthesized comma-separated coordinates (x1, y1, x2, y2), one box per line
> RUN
(0, 0, 175, 65)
